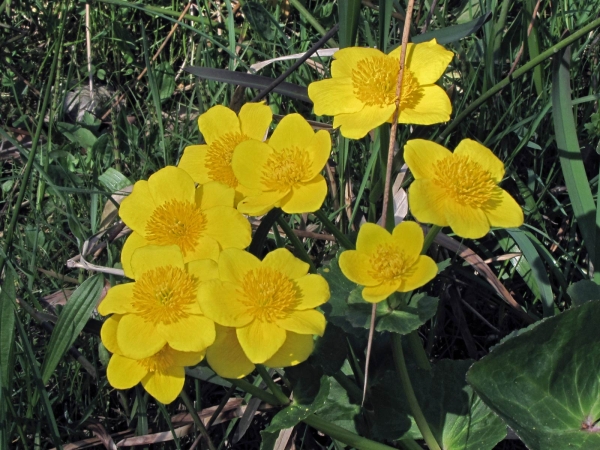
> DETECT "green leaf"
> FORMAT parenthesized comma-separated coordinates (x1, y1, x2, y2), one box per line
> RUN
(156, 61, 175, 101)
(412, 12, 492, 45)
(308, 324, 348, 375)
(567, 280, 600, 306)
(98, 167, 132, 192)
(338, 0, 361, 48)
(41, 275, 104, 384)
(313, 377, 361, 433)
(242, 2, 276, 41)
(468, 301, 600, 449)
(57, 122, 98, 149)
(0, 266, 16, 390)
(319, 256, 357, 333)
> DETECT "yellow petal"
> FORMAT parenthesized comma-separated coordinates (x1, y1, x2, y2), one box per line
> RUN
(198, 105, 241, 145)
(307, 130, 331, 179)
(195, 181, 235, 210)
(333, 104, 396, 139)
(182, 236, 221, 264)
(295, 274, 330, 309)
(97, 283, 135, 316)
(171, 348, 206, 367)
(237, 190, 287, 216)
(268, 114, 314, 152)
(308, 78, 363, 116)
(204, 206, 251, 250)
(398, 85, 451, 125)
(399, 256, 438, 292)
(483, 188, 524, 229)
(107, 354, 147, 389)
(262, 248, 309, 279)
(141, 365, 185, 404)
(157, 315, 216, 352)
(119, 180, 154, 233)
(100, 314, 122, 354)
(445, 202, 490, 239)
(117, 314, 166, 359)
(206, 325, 255, 379)
(131, 245, 185, 279)
(178, 144, 210, 184)
(121, 232, 149, 279)
(236, 320, 287, 363)
(218, 248, 261, 283)
(338, 250, 379, 286)
(279, 175, 327, 214)
(239, 102, 272, 141)
(404, 139, 452, 179)
(198, 279, 253, 327)
(391, 221, 424, 259)
(276, 310, 326, 336)
(331, 47, 386, 78)
(148, 166, 196, 207)
(186, 258, 220, 283)
(404, 39, 453, 84)
(264, 332, 314, 368)
(231, 140, 272, 190)
(355, 222, 392, 255)
(386, 42, 415, 60)
(362, 280, 401, 303)
(454, 139, 505, 183)
(408, 179, 449, 226)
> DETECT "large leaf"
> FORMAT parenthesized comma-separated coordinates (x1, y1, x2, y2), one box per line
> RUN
(98, 167, 132, 192)
(567, 280, 600, 306)
(0, 266, 16, 390)
(57, 122, 98, 150)
(308, 324, 347, 375)
(467, 301, 600, 449)
(412, 12, 492, 45)
(313, 376, 361, 433)
(41, 275, 104, 383)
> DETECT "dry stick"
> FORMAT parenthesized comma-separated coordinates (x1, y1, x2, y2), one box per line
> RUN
(362, 0, 416, 406)
(101, 2, 193, 121)
(85, 1, 93, 100)
(507, 0, 542, 77)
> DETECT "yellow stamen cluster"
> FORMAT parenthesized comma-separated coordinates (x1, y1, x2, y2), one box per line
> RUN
(368, 243, 414, 283)
(137, 346, 176, 372)
(433, 156, 496, 208)
(240, 267, 300, 322)
(206, 132, 248, 187)
(261, 147, 311, 191)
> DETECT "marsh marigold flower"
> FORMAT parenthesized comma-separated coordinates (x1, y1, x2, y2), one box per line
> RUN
(405, 139, 524, 239)
(101, 314, 205, 404)
(232, 114, 330, 216)
(308, 39, 453, 139)
(178, 103, 272, 202)
(119, 166, 251, 278)
(98, 245, 217, 359)
(339, 221, 438, 303)
(198, 248, 329, 364)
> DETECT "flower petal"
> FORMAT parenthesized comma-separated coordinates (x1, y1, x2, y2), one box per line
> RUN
(206, 325, 255, 379)
(100, 314, 122, 354)
(308, 78, 363, 116)
(339, 250, 379, 286)
(404, 139, 452, 179)
(231, 140, 272, 190)
(98, 283, 135, 316)
(198, 105, 241, 145)
(263, 248, 309, 279)
(131, 245, 185, 279)
(268, 114, 314, 152)
(119, 180, 154, 233)
(295, 274, 330, 309)
(178, 144, 210, 184)
(196, 181, 235, 210)
(237, 320, 287, 363)
(408, 179, 449, 226)
(398, 85, 451, 125)
(198, 279, 253, 327)
(362, 280, 401, 303)
(405, 39, 453, 84)
(186, 258, 220, 283)
(334, 104, 396, 139)
(204, 206, 251, 250)
(239, 102, 272, 141)
(391, 221, 424, 259)
(218, 248, 261, 283)
(237, 190, 288, 216)
(355, 222, 392, 255)
(445, 202, 490, 239)
(276, 310, 326, 336)
(331, 47, 386, 78)
(142, 365, 185, 404)
(279, 175, 327, 214)
(107, 354, 147, 389)
(483, 188, 524, 229)
(148, 166, 196, 207)
(264, 332, 314, 368)
(399, 256, 438, 292)
(306, 131, 332, 179)
(117, 314, 166, 359)
(454, 139, 505, 183)
(157, 315, 216, 352)
(183, 236, 221, 264)
(171, 348, 206, 367)
(121, 232, 149, 279)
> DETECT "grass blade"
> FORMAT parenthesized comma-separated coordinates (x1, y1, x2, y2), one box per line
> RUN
(338, 0, 361, 48)
(0, 266, 16, 390)
(412, 11, 492, 44)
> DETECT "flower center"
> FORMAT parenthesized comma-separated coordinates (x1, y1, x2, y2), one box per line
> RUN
(145, 199, 207, 256)
(239, 267, 300, 322)
(132, 266, 198, 325)
(351, 56, 422, 108)
(432, 155, 497, 208)
(206, 132, 248, 188)
(368, 243, 415, 283)
(137, 345, 176, 372)
(261, 147, 311, 191)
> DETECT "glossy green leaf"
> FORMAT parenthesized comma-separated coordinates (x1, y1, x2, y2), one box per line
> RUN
(567, 280, 600, 306)
(468, 301, 600, 449)
(308, 324, 348, 376)
(57, 122, 98, 150)
(98, 168, 132, 192)
(314, 377, 361, 433)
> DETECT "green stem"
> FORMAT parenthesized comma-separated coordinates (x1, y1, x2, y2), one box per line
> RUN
(422, 225, 442, 255)
(332, 371, 363, 403)
(227, 378, 285, 406)
(276, 216, 316, 272)
(391, 334, 441, 450)
(288, 0, 338, 47)
(249, 208, 282, 257)
(438, 15, 600, 142)
(407, 331, 431, 371)
(179, 390, 217, 450)
(314, 209, 355, 249)
(256, 365, 290, 405)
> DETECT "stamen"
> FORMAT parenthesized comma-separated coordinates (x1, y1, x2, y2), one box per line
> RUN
(137, 345, 176, 372)
(240, 268, 300, 322)
(261, 147, 312, 192)
(368, 243, 415, 283)
(206, 132, 248, 187)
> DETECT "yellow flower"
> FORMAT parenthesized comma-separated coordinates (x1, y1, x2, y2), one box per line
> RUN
(101, 314, 204, 404)
(98, 245, 217, 359)
(339, 221, 438, 303)
(232, 114, 330, 216)
(206, 324, 315, 379)
(119, 166, 251, 278)
(404, 139, 524, 239)
(198, 248, 329, 364)
(178, 103, 272, 203)
(308, 39, 454, 139)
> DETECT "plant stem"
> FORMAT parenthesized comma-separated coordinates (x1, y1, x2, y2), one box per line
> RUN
(314, 209, 355, 249)
(227, 378, 285, 406)
(407, 331, 431, 371)
(179, 390, 217, 450)
(422, 225, 442, 255)
(276, 216, 316, 272)
(256, 365, 290, 405)
(249, 208, 282, 257)
(391, 334, 441, 450)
